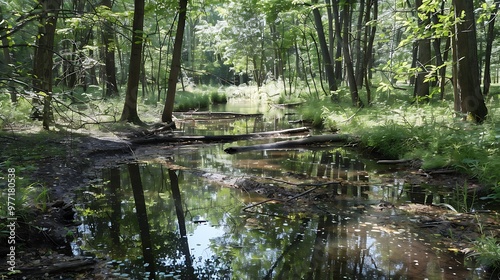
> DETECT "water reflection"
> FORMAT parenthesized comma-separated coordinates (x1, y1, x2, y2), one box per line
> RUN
(74, 160, 483, 279)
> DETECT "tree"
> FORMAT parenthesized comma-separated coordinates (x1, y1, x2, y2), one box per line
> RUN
(161, 0, 188, 124)
(332, 0, 363, 107)
(453, 0, 488, 123)
(101, 0, 119, 98)
(414, 0, 431, 101)
(311, 0, 337, 93)
(120, 0, 145, 124)
(483, 0, 500, 97)
(32, 0, 62, 130)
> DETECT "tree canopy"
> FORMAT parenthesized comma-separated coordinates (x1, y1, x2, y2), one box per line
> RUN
(0, 0, 498, 126)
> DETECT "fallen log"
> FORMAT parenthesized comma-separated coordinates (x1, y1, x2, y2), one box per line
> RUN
(224, 134, 353, 154)
(130, 127, 310, 145)
(376, 159, 412, 164)
(181, 111, 263, 118)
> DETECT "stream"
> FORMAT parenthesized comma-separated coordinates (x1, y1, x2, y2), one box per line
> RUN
(73, 102, 488, 279)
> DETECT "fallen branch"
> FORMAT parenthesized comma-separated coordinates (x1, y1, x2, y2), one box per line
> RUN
(376, 159, 412, 164)
(224, 134, 353, 154)
(130, 127, 310, 145)
(181, 111, 263, 118)
(242, 187, 318, 212)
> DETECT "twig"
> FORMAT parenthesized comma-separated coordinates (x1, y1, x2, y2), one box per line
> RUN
(242, 187, 318, 212)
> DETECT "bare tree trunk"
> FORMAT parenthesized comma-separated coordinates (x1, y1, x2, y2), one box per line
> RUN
(333, 0, 363, 107)
(453, 0, 488, 123)
(354, 0, 365, 87)
(101, 0, 119, 98)
(312, 0, 337, 92)
(120, 0, 145, 124)
(32, 0, 62, 130)
(363, 0, 377, 104)
(483, 1, 499, 96)
(414, 0, 431, 101)
(0, 6, 16, 102)
(161, 0, 188, 124)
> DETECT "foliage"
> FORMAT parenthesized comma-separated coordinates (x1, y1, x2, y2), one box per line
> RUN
(318, 87, 500, 191)
(470, 235, 500, 269)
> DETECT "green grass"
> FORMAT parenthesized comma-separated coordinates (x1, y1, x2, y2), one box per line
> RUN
(311, 89, 500, 190)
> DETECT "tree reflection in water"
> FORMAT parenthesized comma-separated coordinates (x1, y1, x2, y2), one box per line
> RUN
(75, 162, 482, 279)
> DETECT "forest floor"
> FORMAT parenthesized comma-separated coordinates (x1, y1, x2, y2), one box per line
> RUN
(1, 127, 500, 279)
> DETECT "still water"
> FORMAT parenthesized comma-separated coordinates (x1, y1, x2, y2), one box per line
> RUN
(73, 104, 486, 279)
(74, 148, 484, 279)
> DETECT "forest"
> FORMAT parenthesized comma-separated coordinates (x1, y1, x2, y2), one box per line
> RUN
(1, 0, 500, 279)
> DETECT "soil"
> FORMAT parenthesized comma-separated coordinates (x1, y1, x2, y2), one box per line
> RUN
(1, 128, 499, 279)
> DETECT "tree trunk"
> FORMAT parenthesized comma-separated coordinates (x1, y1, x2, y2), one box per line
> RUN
(483, 1, 499, 96)
(0, 6, 16, 102)
(363, 0, 377, 104)
(101, 0, 119, 98)
(161, 0, 188, 124)
(333, 0, 363, 107)
(354, 0, 365, 87)
(414, 0, 431, 101)
(32, 0, 62, 130)
(312, 0, 337, 92)
(120, 0, 145, 124)
(453, 0, 488, 123)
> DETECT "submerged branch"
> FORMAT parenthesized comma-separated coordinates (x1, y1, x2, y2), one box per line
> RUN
(224, 134, 353, 154)
(130, 127, 310, 145)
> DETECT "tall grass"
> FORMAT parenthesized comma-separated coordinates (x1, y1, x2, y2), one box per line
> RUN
(316, 91, 500, 189)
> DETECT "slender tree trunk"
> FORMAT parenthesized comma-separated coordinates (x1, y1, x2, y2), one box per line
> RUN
(120, 0, 145, 124)
(414, 0, 431, 101)
(333, 0, 363, 107)
(0, 7, 16, 102)
(363, 0, 377, 104)
(440, 37, 451, 100)
(312, 0, 337, 92)
(453, 0, 488, 123)
(354, 0, 365, 87)
(161, 0, 188, 124)
(32, 0, 62, 130)
(101, 0, 119, 98)
(483, 1, 499, 96)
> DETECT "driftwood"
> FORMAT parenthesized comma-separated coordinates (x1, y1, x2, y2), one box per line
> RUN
(376, 159, 412, 164)
(181, 111, 263, 118)
(130, 127, 310, 145)
(224, 134, 352, 154)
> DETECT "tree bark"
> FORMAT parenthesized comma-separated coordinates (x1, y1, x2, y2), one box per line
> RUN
(414, 0, 431, 101)
(334, 0, 363, 107)
(312, 0, 337, 92)
(32, 0, 62, 130)
(131, 127, 310, 145)
(120, 0, 145, 124)
(453, 0, 488, 123)
(483, 1, 499, 97)
(0, 6, 16, 102)
(161, 0, 188, 124)
(101, 0, 119, 98)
